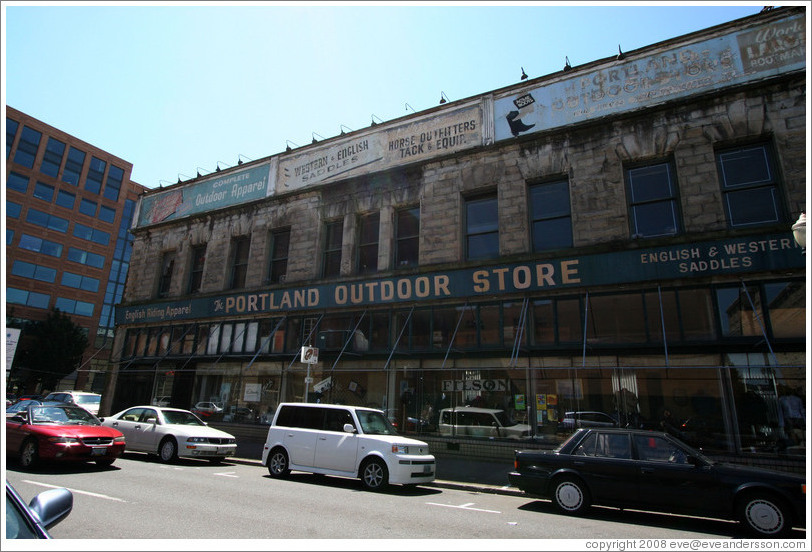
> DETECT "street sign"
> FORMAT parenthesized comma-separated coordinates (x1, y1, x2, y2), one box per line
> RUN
(300, 346, 319, 364)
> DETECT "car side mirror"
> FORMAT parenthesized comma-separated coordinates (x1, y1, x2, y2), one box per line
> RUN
(28, 488, 73, 530)
(343, 423, 356, 433)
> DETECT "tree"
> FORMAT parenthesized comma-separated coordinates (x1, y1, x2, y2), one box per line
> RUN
(18, 308, 89, 391)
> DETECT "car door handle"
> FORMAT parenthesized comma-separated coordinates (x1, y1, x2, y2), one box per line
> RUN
(111, 422, 118, 427)
(134, 425, 141, 429)
(319, 437, 327, 440)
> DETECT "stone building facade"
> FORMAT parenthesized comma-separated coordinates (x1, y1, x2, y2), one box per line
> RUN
(107, 7, 806, 466)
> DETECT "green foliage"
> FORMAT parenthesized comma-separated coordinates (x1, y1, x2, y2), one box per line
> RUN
(19, 309, 89, 390)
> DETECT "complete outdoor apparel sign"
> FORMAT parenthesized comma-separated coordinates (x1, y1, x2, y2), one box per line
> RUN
(116, 232, 803, 326)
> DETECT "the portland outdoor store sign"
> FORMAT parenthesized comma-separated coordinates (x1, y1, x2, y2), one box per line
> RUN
(117, 233, 803, 325)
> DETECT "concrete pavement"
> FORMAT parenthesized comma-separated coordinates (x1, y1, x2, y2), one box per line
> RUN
(231, 439, 524, 496)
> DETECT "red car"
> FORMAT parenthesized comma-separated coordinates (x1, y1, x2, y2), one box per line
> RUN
(6, 404, 126, 468)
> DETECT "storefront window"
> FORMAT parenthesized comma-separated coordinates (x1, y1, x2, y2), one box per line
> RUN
(644, 289, 681, 343)
(717, 285, 762, 337)
(557, 297, 582, 343)
(479, 304, 500, 347)
(587, 293, 646, 344)
(532, 299, 555, 345)
(411, 309, 431, 350)
(764, 280, 805, 338)
(678, 288, 716, 340)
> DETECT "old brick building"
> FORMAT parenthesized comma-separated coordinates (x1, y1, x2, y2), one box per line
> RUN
(109, 7, 806, 465)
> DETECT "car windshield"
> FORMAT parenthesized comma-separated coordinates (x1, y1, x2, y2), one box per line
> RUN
(357, 410, 398, 435)
(74, 395, 100, 406)
(162, 410, 205, 426)
(30, 405, 99, 425)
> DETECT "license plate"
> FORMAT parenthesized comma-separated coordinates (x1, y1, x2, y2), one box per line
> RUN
(91, 447, 108, 456)
(218, 447, 230, 454)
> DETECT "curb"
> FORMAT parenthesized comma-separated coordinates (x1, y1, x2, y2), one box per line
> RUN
(228, 456, 523, 497)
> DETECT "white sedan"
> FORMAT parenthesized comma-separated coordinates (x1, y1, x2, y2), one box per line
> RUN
(101, 406, 237, 463)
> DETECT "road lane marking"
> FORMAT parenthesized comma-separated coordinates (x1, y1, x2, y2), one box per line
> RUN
(426, 501, 501, 514)
(213, 471, 239, 478)
(22, 480, 127, 503)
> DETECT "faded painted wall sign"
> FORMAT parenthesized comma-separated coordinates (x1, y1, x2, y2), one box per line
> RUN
(116, 232, 803, 325)
(494, 13, 805, 141)
(276, 105, 482, 193)
(137, 163, 273, 227)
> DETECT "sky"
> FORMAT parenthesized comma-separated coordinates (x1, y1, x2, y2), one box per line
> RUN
(2, 1, 781, 191)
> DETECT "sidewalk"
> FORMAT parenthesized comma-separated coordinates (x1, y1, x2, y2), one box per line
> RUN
(231, 440, 523, 496)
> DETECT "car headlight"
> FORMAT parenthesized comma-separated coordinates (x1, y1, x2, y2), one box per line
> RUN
(187, 437, 208, 443)
(48, 436, 81, 444)
(392, 443, 410, 454)
(114, 435, 126, 443)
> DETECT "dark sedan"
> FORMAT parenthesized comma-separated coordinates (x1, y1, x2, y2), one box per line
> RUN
(509, 428, 805, 538)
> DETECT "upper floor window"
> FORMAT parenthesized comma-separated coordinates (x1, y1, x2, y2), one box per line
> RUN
(358, 212, 379, 274)
(6, 118, 19, 158)
(716, 143, 782, 228)
(26, 208, 69, 233)
(322, 220, 343, 278)
(56, 189, 76, 209)
(41, 137, 66, 177)
(33, 182, 55, 202)
(98, 205, 116, 223)
(395, 207, 419, 268)
(19, 234, 63, 258)
(7, 172, 29, 194)
(104, 165, 124, 201)
(229, 237, 251, 289)
(529, 180, 572, 251)
(86, 156, 106, 194)
(188, 244, 207, 294)
(62, 146, 86, 186)
(79, 198, 98, 217)
(465, 194, 498, 261)
(626, 161, 681, 238)
(267, 229, 290, 284)
(158, 252, 176, 298)
(13, 125, 41, 168)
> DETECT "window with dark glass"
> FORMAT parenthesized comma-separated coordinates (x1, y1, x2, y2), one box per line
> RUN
(40, 137, 65, 177)
(188, 244, 206, 294)
(6, 117, 19, 158)
(7, 172, 29, 194)
(11, 261, 57, 283)
(530, 180, 572, 251)
(7, 201, 22, 218)
(626, 162, 681, 238)
(33, 182, 54, 202)
(86, 156, 106, 194)
(26, 208, 69, 232)
(62, 147, 86, 185)
(55, 189, 76, 209)
(98, 205, 116, 223)
(13, 125, 41, 168)
(68, 247, 105, 269)
(104, 165, 124, 201)
(18, 235, 63, 258)
(395, 207, 419, 268)
(465, 194, 498, 260)
(322, 220, 343, 278)
(716, 143, 782, 227)
(230, 237, 250, 289)
(158, 252, 176, 297)
(79, 198, 97, 217)
(764, 280, 805, 339)
(73, 223, 110, 245)
(716, 285, 762, 337)
(61, 271, 100, 292)
(358, 212, 379, 274)
(267, 229, 290, 284)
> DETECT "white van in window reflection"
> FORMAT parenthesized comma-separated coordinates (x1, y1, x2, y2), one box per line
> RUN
(438, 406, 531, 438)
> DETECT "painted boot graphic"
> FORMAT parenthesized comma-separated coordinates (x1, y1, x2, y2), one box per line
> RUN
(506, 110, 535, 137)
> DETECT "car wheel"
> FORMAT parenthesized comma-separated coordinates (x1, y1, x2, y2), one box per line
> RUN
(552, 476, 590, 515)
(19, 439, 39, 469)
(159, 437, 178, 463)
(96, 458, 116, 467)
(267, 448, 290, 478)
(360, 458, 388, 491)
(737, 493, 791, 538)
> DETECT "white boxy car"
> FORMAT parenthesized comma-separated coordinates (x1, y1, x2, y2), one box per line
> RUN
(261, 403, 436, 491)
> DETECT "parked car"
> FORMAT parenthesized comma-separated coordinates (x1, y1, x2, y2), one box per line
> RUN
(262, 403, 436, 491)
(101, 406, 237, 463)
(438, 406, 531, 438)
(508, 427, 806, 537)
(6, 480, 73, 539)
(42, 391, 102, 415)
(193, 401, 223, 413)
(151, 396, 171, 407)
(7, 399, 43, 417)
(556, 411, 619, 433)
(6, 404, 126, 468)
